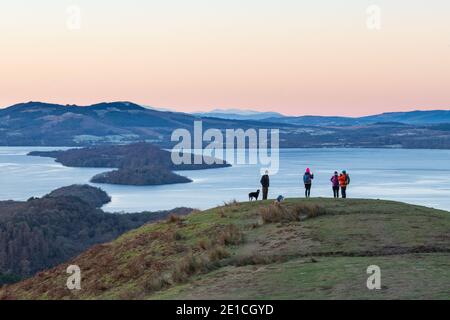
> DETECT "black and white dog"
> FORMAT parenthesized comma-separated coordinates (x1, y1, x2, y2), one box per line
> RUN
(248, 190, 260, 201)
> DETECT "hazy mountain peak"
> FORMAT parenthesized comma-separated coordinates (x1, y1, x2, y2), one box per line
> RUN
(88, 101, 145, 111)
(5, 101, 146, 112)
(140, 105, 175, 112)
(193, 108, 285, 120)
(8, 101, 67, 110)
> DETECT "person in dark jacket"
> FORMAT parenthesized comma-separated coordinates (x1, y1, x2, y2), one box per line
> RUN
(260, 170, 270, 200)
(331, 171, 340, 198)
(303, 168, 314, 198)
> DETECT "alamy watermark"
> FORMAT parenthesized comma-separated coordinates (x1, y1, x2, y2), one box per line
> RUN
(66, 5, 82, 30)
(66, 265, 81, 290)
(366, 5, 382, 30)
(171, 121, 280, 175)
(366, 265, 381, 290)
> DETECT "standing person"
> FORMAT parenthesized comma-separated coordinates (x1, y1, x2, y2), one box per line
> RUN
(260, 170, 270, 200)
(339, 170, 351, 198)
(331, 171, 340, 198)
(303, 168, 314, 198)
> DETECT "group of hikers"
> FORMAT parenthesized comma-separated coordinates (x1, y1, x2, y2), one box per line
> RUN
(329, 170, 351, 199)
(259, 168, 351, 200)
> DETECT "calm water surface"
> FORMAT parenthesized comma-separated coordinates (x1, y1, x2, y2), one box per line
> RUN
(1, 147, 450, 213)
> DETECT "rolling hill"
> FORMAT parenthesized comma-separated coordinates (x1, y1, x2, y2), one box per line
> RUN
(2, 198, 449, 300)
(2, 101, 450, 149)
(0, 101, 281, 147)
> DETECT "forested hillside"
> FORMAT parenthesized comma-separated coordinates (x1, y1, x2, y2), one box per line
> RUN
(0, 185, 191, 284)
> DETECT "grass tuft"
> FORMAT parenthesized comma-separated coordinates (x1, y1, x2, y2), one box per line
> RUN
(208, 246, 230, 261)
(197, 238, 212, 250)
(260, 203, 292, 223)
(217, 224, 243, 246)
(171, 253, 208, 283)
(167, 214, 182, 224)
(223, 200, 240, 212)
(260, 203, 327, 223)
(296, 203, 327, 219)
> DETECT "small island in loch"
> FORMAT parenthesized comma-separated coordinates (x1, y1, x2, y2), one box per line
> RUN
(29, 143, 230, 186)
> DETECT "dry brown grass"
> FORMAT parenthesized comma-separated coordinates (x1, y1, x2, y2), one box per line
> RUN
(217, 224, 243, 246)
(260, 203, 327, 223)
(260, 203, 294, 223)
(167, 214, 182, 224)
(118, 288, 143, 300)
(172, 230, 185, 241)
(0, 288, 13, 300)
(135, 222, 244, 295)
(231, 254, 284, 267)
(207, 246, 230, 261)
(223, 199, 240, 212)
(295, 203, 327, 219)
(143, 243, 231, 294)
(197, 238, 212, 250)
(171, 253, 209, 283)
(143, 275, 171, 294)
(218, 208, 227, 218)
(224, 199, 239, 207)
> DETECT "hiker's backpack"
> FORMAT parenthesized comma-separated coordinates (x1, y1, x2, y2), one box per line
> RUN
(303, 173, 312, 184)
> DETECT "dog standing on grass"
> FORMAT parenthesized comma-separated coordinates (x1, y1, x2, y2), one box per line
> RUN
(249, 190, 260, 201)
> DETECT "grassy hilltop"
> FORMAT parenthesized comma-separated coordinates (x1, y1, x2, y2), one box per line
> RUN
(1, 198, 449, 300)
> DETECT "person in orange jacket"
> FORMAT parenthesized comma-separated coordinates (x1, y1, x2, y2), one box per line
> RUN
(339, 170, 350, 198)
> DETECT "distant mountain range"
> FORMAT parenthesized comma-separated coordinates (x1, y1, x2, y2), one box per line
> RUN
(193, 109, 285, 121)
(262, 110, 450, 126)
(194, 108, 450, 125)
(1, 101, 450, 149)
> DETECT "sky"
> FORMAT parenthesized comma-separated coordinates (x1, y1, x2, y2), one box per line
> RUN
(0, 0, 449, 116)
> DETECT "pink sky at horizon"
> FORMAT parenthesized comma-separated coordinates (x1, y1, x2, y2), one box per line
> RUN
(0, 0, 449, 116)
